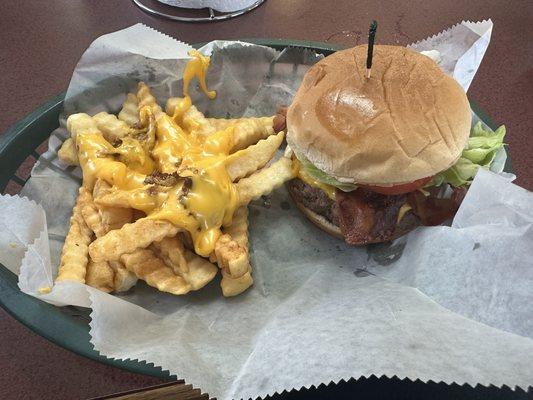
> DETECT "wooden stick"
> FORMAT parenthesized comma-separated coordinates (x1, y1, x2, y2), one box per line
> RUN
(366, 20, 378, 79)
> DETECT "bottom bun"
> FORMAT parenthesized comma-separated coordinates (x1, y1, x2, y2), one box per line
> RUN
(288, 181, 422, 244)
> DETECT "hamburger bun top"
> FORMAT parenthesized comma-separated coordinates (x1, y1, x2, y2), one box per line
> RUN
(286, 45, 472, 185)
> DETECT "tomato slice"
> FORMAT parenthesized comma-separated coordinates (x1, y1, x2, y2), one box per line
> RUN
(360, 176, 433, 195)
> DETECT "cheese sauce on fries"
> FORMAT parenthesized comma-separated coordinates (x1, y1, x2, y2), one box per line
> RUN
(57, 49, 294, 297)
(147, 116, 239, 257)
(75, 51, 239, 257)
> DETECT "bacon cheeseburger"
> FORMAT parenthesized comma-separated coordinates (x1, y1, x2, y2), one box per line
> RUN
(286, 45, 489, 245)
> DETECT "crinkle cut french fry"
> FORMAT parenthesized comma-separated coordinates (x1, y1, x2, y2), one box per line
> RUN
(89, 218, 178, 262)
(221, 269, 253, 297)
(226, 131, 284, 181)
(165, 96, 186, 117)
(94, 187, 158, 212)
(210, 224, 253, 295)
(207, 117, 275, 152)
(80, 188, 115, 290)
(118, 93, 140, 126)
(58, 138, 79, 166)
(120, 249, 190, 295)
(135, 106, 157, 151)
(236, 156, 296, 206)
(66, 113, 100, 140)
(109, 261, 138, 292)
(92, 178, 112, 199)
(206, 117, 235, 130)
(80, 185, 137, 293)
(82, 209, 136, 292)
(93, 190, 133, 209)
(153, 236, 188, 273)
(100, 206, 134, 232)
(92, 179, 134, 232)
(232, 117, 275, 151)
(86, 189, 137, 292)
(183, 105, 216, 136)
(153, 237, 218, 290)
(85, 260, 115, 293)
(214, 234, 250, 279)
(81, 202, 107, 238)
(92, 179, 144, 211)
(137, 82, 162, 115)
(165, 98, 216, 137)
(223, 206, 249, 250)
(56, 188, 94, 284)
(93, 112, 131, 143)
(182, 250, 218, 290)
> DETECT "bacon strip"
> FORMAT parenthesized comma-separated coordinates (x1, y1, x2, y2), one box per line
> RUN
(336, 186, 468, 244)
(273, 107, 287, 133)
(407, 187, 467, 226)
(336, 188, 406, 245)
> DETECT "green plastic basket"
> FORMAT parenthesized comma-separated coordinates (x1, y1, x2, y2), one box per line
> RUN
(0, 39, 507, 379)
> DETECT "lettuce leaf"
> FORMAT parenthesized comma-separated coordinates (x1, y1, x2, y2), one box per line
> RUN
(296, 122, 505, 190)
(297, 154, 358, 192)
(428, 123, 506, 187)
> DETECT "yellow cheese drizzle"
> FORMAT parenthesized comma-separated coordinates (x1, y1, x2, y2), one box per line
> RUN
(76, 133, 147, 190)
(147, 116, 239, 256)
(76, 50, 240, 257)
(183, 50, 217, 100)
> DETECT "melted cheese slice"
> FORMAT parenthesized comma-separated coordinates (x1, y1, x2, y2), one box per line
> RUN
(396, 203, 412, 224)
(293, 159, 336, 200)
(292, 158, 415, 227)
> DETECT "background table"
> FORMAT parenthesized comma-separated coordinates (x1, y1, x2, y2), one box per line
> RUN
(1, 1, 532, 399)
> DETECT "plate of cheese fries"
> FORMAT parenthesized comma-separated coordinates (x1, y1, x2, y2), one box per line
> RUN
(1, 21, 533, 400)
(54, 50, 292, 298)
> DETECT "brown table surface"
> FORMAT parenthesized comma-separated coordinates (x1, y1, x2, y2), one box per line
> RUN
(1, 1, 532, 399)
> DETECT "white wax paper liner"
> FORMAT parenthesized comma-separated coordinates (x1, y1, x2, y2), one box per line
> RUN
(409, 19, 493, 92)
